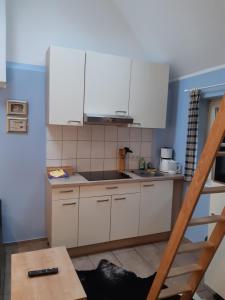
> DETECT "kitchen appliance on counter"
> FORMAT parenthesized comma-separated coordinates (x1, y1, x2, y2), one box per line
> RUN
(118, 147, 133, 172)
(159, 147, 181, 174)
(79, 171, 131, 181)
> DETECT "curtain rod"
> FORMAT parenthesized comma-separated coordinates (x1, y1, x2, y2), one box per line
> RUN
(184, 82, 225, 93)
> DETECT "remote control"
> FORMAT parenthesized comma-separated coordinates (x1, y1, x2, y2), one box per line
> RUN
(28, 267, 58, 278)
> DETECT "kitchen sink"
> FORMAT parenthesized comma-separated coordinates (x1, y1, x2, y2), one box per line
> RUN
(131, 169, 164, 177)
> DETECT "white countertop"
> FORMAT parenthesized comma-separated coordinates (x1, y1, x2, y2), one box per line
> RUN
(48, 171, 184, 188)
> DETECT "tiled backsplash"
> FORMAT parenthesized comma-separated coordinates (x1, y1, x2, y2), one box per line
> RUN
(46, 125, 153, 172)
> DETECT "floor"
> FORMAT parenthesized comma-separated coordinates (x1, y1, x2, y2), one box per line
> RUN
(3, 239, 216, 300)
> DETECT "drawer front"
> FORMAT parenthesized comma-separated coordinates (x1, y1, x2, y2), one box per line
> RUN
(80, 183, 140, 198)
(52, 187, 79, 200)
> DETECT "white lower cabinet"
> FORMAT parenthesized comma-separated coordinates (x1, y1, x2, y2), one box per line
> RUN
(51, 199, 78, 248)
(78, 196, 111, 246)
(139, 180, 173, 236)
(110, 193, 140, 241)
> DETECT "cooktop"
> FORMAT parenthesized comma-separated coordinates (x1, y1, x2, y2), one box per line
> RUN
(79, 171, 131, 181)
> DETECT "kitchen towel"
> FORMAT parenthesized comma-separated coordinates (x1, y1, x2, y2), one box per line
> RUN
(184, 89, 201, 182)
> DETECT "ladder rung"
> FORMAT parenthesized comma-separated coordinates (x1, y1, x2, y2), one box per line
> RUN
(189, 215, 225, 226)
(159, 285, 192, 299)
(167, 264, 202, 278)
(178, 241, 214, 253)
(217, 151, 225, 157)
(202, 186, 225, 194)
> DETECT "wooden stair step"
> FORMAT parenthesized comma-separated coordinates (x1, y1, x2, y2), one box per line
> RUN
(178, 241, 214, 253)
(217, 151, 225, 157)
(202, 185, 225, 194)
(167, 264, 202, 278)
(159, 285, 192, 299)
(189, 215, 225, 226)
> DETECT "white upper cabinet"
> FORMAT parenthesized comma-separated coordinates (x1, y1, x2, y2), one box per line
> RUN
(47, 46, 85, 126)
(84, 51, 131, 116)
(0, 0, 6, 88)
(129, 61, 169, 128)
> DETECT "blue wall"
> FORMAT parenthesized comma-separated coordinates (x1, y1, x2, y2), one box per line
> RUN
(0, 63, 46, 243)
(169, 67, 225, 242)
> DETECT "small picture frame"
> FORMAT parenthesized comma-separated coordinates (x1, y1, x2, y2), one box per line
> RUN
(7, 100, 28, 116)
(7, 117, 28, 133)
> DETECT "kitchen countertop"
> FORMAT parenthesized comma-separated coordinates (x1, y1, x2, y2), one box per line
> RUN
(48, 171, 184, 188)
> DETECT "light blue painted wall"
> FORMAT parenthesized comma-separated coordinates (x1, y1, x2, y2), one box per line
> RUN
(0, 63, 46, 243)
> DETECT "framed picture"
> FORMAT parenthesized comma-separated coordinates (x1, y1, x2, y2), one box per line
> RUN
(7, 100, 28, 116)
(7, 117, 28, 133)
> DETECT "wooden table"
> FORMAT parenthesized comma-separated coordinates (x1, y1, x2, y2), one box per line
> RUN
(11, 246, 86, 300)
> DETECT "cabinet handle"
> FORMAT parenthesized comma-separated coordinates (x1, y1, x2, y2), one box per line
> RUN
(115, 110, 127, 114)
(106, 186, 118, 190)
(114, 197, 126, 201)
(62, 202, 76, 206)
(59, 190, 74, 193)
(143, 184, 155, 187)
(97, 199, 109, 203)
(67, 120, 81, 124)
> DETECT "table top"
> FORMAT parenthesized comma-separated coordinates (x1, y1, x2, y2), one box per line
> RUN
(11, 246, 86, 300)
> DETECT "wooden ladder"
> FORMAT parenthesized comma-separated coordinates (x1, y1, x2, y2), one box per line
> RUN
(147, 94, 225, 300)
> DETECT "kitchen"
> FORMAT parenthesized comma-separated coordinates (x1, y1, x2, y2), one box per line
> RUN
(1, 1, 225, 300)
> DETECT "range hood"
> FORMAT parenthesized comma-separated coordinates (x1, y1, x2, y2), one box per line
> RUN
(84, 113, 133, 125)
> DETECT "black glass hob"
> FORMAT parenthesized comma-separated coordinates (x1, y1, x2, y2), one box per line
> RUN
(79, 171, 131, 181)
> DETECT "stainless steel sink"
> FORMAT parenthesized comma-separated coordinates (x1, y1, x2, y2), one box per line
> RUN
(131, 170, 164, 177)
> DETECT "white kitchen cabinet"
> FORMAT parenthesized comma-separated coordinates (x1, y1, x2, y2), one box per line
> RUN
(47, 46, 85, 125)
(205, 187, 225, 298)
(129, 61, 169, 128)
(85, 51, 131, 115)
(110, 193, 140, 241)
(78, 196, 111, 246)
(51, 199, 78, 248)
(139, 180, 173, 236)
(0, 0, 6, 88)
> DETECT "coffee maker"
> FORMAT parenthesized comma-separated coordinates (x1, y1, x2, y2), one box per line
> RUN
(159, 147, 173, 172)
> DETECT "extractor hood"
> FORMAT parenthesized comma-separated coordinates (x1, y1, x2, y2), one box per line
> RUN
(84, 113, 133, 125)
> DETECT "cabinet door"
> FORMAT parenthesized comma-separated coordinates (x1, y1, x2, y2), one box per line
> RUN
(110, 193, 140, 241)
(139, 180, 173, 236)
(129, 61, 169, 128)
(205, 191, 225, 298)
(47, 46, 85, 125)
(51, 199, 78, 248)
(85, 51, 131, 115)
(78, 196, 111, 246)
(0, 0, 6, 87)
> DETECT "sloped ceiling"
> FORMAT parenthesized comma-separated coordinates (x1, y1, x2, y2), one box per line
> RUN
(113, 0, 225, 79)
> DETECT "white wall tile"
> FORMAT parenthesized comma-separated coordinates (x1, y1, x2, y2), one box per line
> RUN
(77, 159, 91, 172)
(105, 126, 117, 141)
(130, 128, 141, 142)
(46, 159, 62, 167)
(47, 141, 62, 159)
(104, 142, 117, 158)
(46, 125, 62, 141)
(104, 159, 117, 170)
(128, 157, 139, 170)
(62, 126, 77, 141)
(77, 126, 91, 140)
(118, 127, 130, 141)
(91, 159, 104, 171)
(140, 142, 152, 157)
(91, 125, 105, 141)
(129, 142, 141, 158)
(61, 159, 76, 168)
(141, 128, 153, 141)
(77, 141, 91, 158)
(91, 141, 104, 158)
(62, 141, 77, 159)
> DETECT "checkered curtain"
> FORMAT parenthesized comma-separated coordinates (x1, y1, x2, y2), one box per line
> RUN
(184, 89, 201, 182)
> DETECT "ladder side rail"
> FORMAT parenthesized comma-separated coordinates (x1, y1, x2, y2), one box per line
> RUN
(180, 206, 225, 300)
(147, 96, 225, 300)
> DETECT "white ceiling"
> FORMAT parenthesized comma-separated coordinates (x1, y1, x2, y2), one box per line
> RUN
(112, 0, 225, 79)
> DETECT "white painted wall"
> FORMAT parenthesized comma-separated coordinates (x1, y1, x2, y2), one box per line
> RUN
(6, 0, 145, 66)
(113, 0, 225, 79)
